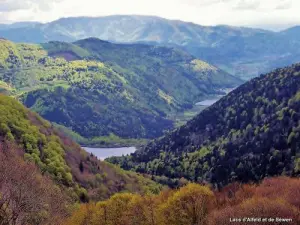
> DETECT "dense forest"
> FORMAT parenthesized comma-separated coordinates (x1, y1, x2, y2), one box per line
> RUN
(65, 177, 300, 225)
(109, 63, 300, 187)
(0, 38, 241, 146)
(0, 94, 162, 224)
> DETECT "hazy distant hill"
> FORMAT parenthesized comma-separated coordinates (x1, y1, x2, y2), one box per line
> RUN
(1, 15, 300, 80)
(109, 63, 300, 187)
(0, 22, 42, 30)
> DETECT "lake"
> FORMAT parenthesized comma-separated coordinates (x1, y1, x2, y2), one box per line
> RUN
(83, 146, 137, 160)
(195, 98, 220, 106)
(195, 88, 235, 106)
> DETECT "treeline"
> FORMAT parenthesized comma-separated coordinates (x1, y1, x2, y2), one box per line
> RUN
(65, 177, 300, 225)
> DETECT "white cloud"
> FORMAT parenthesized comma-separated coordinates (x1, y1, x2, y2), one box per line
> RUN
(0, 0, 299, 30)
(275, 0, 293, 10)
(0, 0, 62, 12)
(234, 0, 261, 10)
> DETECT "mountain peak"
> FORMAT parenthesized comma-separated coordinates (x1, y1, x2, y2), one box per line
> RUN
(75, 37, 111, 44)
(281, 25, 300, 34)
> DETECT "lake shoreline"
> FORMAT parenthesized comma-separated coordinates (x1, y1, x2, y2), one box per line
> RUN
(79, 139, 147, 149)
(83, 146, 137, 160)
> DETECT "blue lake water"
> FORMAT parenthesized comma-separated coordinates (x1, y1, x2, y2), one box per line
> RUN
(195, 98, 220, 106)
(195, 88, 235, 106)
(83, 147, 136, 160)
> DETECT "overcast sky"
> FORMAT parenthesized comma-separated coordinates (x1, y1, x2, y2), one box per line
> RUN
(0, 0, 299, 30)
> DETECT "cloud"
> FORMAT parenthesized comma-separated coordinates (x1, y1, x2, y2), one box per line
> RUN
(0, 0, 62, 12)
(0, 0, 30, 12)
(178, 0, 233, 7)
(232, 0, 293, 11)
(234, 0, 261, 10)
(275, 0, 292, 10)
(178, 0, 273, 11)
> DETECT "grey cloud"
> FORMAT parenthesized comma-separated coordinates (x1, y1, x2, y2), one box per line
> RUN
(0, 12, 11, 23)
(0, 0, 31, 12)
(0, 0, 62, 12)
(198, 0, 234, 5)
(179, 0, 293, 11)
(178, 0, 234, 7)
(234, 0, 261, 10)
(180, 0, 261, 10)
(275, 0, 292, 10)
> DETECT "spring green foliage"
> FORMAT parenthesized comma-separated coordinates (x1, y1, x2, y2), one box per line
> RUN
(0, 38, 23, 69)
(0, 38, 241, 144)
(109, 64, 300, 187)
(0, 94, 162, 202)
(0, 94, 72, 184)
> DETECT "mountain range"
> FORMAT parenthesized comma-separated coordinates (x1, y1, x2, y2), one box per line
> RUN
(0, 38, 240, 146)
(1, 15, 300, 80)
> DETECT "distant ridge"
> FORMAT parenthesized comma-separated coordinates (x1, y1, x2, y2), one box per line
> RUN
(1, 15, 300, 80)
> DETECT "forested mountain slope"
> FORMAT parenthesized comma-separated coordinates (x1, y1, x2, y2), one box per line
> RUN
(1, 15, 300, 79)
(0, 95, 161, 201)
(0, 38, 240, 144)
(109, 64, 300, 187)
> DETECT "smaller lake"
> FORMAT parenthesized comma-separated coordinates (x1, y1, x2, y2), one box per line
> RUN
(195, 87, 236, 107)
(83, 147, 136, 160)
(195, 98, 220, 106)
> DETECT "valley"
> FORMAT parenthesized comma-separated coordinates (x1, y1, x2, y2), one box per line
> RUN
(109, 63, 300, 188)
(172, 87, 235, 127)
(82, 93, 231, 159)
(1, 8, 300, 225)
(171, 95, 223, 127)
